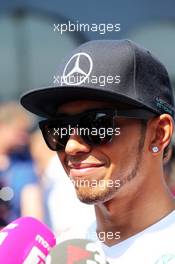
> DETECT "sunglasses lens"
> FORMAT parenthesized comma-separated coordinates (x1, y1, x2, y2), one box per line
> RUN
(80, 112, 114, 145)
(40, 122, 69, 151)
(39, 109, 116, 151)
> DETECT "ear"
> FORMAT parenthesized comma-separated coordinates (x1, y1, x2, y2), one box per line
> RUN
(148, 114, 174, 155)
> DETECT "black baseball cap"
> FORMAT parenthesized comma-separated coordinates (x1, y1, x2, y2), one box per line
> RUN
(20, 39, 175, 119)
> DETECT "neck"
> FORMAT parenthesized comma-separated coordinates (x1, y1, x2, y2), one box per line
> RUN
(94, 171, 175, 246)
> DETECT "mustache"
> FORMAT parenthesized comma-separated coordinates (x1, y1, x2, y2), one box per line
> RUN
(64, 154, 105, 166)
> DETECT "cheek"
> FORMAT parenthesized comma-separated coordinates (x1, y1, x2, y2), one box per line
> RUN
(99, 130, 130, 161)
(98, 127, 139, 177)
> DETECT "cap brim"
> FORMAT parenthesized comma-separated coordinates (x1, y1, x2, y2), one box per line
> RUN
(20, 86, 153, 118)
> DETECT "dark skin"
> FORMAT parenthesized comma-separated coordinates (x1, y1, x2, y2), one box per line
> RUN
(57, 100, 175, 246)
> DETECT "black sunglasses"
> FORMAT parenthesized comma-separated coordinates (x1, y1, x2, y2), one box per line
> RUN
(39, 108, 156, 151)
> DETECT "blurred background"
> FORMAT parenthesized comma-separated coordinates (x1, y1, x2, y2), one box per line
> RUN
(0, 0, 175, 234)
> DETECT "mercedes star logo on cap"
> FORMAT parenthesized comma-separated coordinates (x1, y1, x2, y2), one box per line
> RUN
(63, 52, 93, 85)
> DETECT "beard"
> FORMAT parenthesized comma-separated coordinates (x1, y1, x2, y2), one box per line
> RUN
(75, 184, 115, 204)
(74, 124, 146, 205)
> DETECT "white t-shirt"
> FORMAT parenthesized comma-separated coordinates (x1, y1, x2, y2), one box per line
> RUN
(56, 210, 175, 263)
(87, 210, 175, 264)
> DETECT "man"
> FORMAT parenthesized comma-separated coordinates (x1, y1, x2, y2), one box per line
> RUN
(21, 40, 175, 263)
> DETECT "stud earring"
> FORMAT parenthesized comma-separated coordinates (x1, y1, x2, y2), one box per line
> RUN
(152, 146, 159, 153)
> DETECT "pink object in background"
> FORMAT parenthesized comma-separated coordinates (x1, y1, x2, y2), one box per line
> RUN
(0, 217, 56, 263)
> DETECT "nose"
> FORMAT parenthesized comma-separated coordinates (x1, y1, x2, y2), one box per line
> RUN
(65, 131, 91, 156)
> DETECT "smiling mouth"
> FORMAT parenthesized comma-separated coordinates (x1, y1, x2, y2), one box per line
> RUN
(67, 163, 105, 178)
(68, 163, 105, 169)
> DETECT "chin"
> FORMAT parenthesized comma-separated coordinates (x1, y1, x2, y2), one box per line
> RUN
(75, 186, 115, 205)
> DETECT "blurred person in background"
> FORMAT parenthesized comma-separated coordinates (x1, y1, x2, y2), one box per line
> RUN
(30, 129, 95, 237)
(0, 101, 43, 223)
